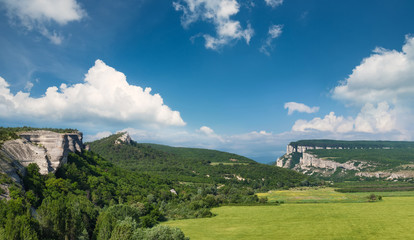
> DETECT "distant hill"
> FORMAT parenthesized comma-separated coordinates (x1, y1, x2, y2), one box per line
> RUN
(88, 133, 317, 190)
(277, 139, 414, 181)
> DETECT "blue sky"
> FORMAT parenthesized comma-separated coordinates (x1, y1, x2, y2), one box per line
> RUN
(1, 0, 414, 163)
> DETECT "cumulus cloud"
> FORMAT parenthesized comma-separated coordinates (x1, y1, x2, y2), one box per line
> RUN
(290, 36, 414, 139)
(199, 126, 215, 135)
(284, 102, 319, 115)
(292, 102, 397, 134)
(84, 131, 112, 142)
(0, 0, 86, 44)
(173, 0, 254, 50)
(264, 0, 283, 8)
(0, 60, 186, 127)
(333, 35, 414, 106)
(260, 24, 283, 55)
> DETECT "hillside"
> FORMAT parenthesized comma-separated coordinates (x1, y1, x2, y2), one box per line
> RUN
(277, 140, 414, 181)
(88, 133, 317, 190)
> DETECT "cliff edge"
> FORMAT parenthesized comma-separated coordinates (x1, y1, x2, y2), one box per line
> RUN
(276, 140, 414, 180)
(0, 130, 84, 199)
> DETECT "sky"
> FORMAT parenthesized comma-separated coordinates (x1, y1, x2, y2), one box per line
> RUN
(1, 0, 414, 163)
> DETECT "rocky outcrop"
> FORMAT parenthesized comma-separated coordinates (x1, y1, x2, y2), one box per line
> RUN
(0, 130, 84, 199)
(1, 138, 50, 175)
(277, 141, 414, 180)
(114, 132, 131, 145)
(298, 153, 360, 172)
(286, 145, 344, 154)
(19, 131, 83, 172)
(356, 171, 414, 180)
(1, 130, 83, 177)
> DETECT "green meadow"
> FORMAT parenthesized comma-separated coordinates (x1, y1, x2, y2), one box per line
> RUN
(257, 187, 414, 203)
(164, 188, 414, 240)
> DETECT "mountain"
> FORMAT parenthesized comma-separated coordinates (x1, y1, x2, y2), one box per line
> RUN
(88, 132, 317, 190)
(277, 140, 414, 181)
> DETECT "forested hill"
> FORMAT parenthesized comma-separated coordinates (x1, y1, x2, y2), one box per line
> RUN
(88, 133, 317, 190)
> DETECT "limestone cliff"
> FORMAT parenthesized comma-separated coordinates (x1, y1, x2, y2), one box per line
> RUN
(0, 130, 84, 199)
(276, 141, 414, 180)
(114, 132, 132, 145)
(19, 130, 83, 172)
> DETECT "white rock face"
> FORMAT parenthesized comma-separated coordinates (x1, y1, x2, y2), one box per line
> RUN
(356, 171, 414, 180)
(115, 132, 132, 145)
(0, 130, 84, 199)
(276, 142, 414, 180)
(2, 138, 50, 175)
(1, 131, 83, 175)
(19, 131, 83, 172)
(298, 153, 359, 172)
(276, 154, 292, 168)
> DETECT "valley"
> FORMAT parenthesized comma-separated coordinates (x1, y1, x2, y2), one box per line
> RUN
(2, 128, 414, 239)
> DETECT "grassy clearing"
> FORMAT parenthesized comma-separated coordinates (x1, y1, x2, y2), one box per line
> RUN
(257, 187, 414, 203)
(164, 196, 414, 240)
(165, 188, 414, 239)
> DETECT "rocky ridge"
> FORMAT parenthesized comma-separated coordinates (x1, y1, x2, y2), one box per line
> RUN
(114, 132, 132, 145)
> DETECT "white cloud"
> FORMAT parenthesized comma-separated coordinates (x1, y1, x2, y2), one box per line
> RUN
(333, 35, 414, 106)
(24, 81, 34, 92)
(0, 60, 186, 127)
(260, 24, 283, 55)
(199, 126, 215, 135)
(173, 0, 254, 50)
(292, 112, 353, 133)
(1, 0, 86, 44)
(292, 102, 397, 134)
(264, 0, 283, 8)
(284, 102, 319, 115)
(290, 36, 414, 139)
(84, 131, 112, 142)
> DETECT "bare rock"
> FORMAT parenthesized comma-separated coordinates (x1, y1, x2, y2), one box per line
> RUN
(115, 132, 132, 145)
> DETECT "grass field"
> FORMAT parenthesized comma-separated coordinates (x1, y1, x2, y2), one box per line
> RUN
(164, 189, 414, 239)
(257, 187, 414, 203)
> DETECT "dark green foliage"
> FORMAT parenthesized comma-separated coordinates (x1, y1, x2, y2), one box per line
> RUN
(38, 193, 98, 240)
(135, 225, 189, 240)
(290, 152, 302, 166)
(0, 151, 190, 240)
(23, 164, 45, 207)
(367, 193, 382, 202)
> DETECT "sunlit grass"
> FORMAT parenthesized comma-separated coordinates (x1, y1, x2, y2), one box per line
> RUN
(165, 188, 414, 239)
(257, 187, 414, 203)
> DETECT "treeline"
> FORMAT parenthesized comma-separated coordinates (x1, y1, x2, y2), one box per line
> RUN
(0, 127, 78, 144)
(290, 139, 414, 149)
